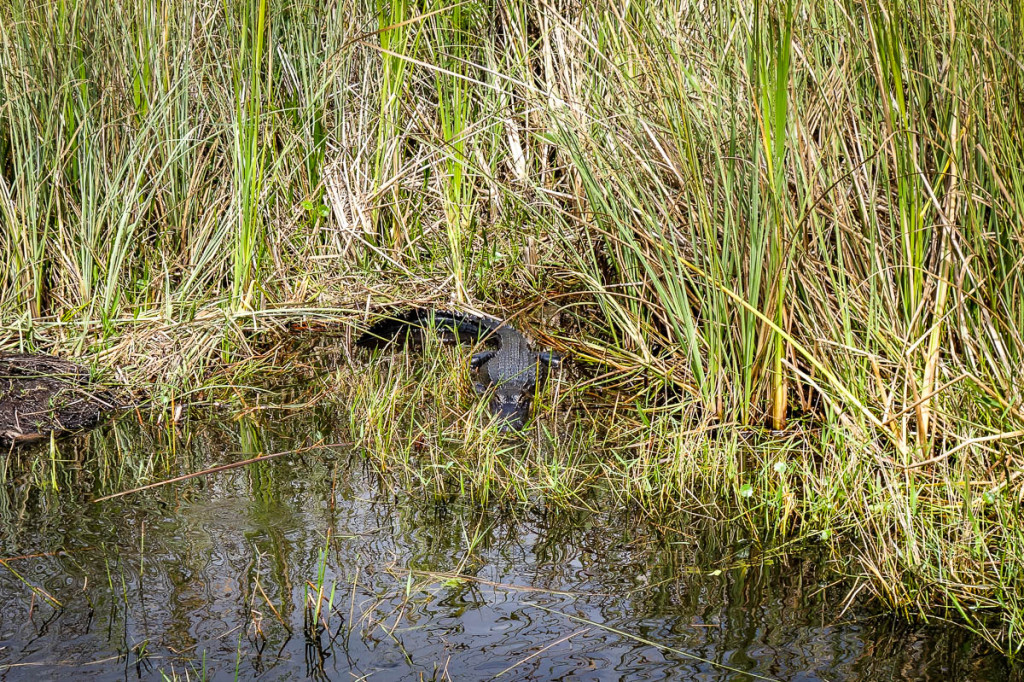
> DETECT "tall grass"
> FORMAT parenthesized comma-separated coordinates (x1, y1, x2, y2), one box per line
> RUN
(1, 0, 1023, 653)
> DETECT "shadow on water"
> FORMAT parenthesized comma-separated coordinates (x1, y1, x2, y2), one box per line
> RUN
(0, 407, 1014, 681)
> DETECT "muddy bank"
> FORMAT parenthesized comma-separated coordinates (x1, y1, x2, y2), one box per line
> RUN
(0, 353, 112, 446)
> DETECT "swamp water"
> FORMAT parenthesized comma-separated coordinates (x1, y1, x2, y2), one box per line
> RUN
(0, 408, 1013, 681)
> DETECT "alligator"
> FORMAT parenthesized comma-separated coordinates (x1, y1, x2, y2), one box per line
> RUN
(356, 309, 560, 432)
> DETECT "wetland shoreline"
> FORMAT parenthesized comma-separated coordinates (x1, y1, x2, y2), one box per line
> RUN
(2, 0, 1023, 668)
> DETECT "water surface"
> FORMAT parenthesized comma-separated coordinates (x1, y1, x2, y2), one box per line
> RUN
(0, 410, 1011, 681)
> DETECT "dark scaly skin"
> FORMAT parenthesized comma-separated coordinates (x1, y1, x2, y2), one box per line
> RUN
(357, 309, 559, 431)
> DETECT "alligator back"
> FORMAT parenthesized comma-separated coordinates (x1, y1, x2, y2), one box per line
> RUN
(356, 309, 502, 349)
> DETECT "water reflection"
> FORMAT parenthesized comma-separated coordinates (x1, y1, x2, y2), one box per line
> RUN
(0, 412, 1011, 681)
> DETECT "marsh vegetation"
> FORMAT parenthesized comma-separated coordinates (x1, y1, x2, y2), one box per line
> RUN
(1, 0, 1023, 670)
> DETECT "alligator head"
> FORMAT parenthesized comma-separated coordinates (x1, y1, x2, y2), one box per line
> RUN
(475, 351, 560, 433)
(488, 376, 536, 433)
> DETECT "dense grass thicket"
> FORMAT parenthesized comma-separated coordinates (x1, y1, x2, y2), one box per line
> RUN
(2, 0, 1023, 653)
